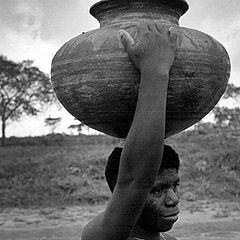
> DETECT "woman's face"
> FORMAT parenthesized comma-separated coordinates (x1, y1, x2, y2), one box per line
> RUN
(137, 168, 180, 233)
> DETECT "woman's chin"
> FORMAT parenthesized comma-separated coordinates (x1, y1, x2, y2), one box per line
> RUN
(138, 216, 177, 233)
(156, 222, 174, 232)
(150, 214, 178, 232)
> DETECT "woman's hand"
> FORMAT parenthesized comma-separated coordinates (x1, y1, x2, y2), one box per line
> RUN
(119, 21, 178, 75)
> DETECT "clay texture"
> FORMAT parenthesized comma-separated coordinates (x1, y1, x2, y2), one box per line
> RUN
(51, 0, 231, 138)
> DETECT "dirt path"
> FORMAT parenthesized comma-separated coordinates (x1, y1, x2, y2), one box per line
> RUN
(0, 201, 239, 240)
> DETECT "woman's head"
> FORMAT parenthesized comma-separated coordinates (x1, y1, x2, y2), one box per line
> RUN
(105, 145, 180, 233)
(105, 145, 180, 192)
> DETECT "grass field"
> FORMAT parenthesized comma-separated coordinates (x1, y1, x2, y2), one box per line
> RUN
(0, 127, 240, 208)
(0, 134, 116, 207)
(0, 127, 240, 239)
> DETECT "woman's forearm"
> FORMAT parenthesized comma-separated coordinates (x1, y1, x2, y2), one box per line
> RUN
(117, 69, 169, 189)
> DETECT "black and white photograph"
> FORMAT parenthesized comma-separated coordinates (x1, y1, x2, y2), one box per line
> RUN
(0, 0, 240, 239)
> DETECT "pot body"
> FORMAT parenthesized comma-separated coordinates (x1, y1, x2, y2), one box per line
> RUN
(51, 0, 230, 138)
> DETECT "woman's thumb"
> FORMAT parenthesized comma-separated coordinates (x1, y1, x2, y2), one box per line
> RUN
(119, 30, 135, 52)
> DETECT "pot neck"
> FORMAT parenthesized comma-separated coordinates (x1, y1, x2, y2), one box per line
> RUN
(90, 0, 189, 27)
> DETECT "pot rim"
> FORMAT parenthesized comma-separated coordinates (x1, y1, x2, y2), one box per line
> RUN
(90, 0, 189, 18)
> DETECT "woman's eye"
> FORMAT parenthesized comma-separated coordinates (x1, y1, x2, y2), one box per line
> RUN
(151, 188, 163, 194)
(173, 184, 179, 191)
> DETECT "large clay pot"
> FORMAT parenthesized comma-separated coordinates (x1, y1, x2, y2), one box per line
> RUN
(51, 0, 231, 138)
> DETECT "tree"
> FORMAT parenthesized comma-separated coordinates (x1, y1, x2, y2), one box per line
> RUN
(213, 107, 240, 129)
(223, 83, 240, 99)
(211, 83, 240, 129)
(195, 84, 240, 132)
(68, 122, 85, 135)
(0, 55, 55, 146)
(45, 117, 61, 134)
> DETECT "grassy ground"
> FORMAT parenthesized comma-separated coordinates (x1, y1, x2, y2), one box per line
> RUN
(0, 127, 240, 208)
(1, 128, 240, 239)
(167, 127, 240, 200)
(0, 134, 116, 207)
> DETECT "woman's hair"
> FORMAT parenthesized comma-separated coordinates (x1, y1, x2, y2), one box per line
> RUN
(105, 145, 180, 192)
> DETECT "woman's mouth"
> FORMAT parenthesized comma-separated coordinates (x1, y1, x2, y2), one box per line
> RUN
(160, 212, 179, 221)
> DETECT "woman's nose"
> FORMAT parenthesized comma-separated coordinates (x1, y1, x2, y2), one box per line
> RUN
(164, 188, 180, 207)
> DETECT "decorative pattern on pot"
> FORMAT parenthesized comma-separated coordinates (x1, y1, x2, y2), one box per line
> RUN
(51, 0, 231, 138)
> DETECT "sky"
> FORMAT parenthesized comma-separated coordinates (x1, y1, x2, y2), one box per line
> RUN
(0, 0, 239, 137)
